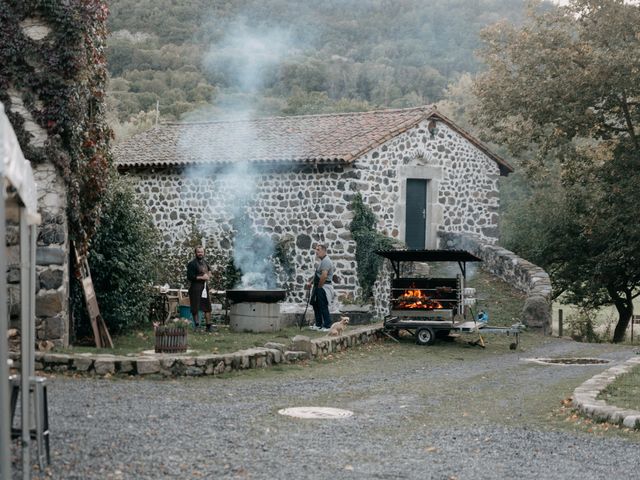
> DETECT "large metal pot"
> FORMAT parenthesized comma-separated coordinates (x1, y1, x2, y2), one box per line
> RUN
(226, 289, 287, 304)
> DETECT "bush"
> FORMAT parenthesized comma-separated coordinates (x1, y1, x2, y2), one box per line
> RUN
(349, 193, 393, 300)
(566, 308, 602, 343)
(72, 174, 161, 335)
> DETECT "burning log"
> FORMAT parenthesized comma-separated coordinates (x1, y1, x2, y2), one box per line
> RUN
(395, 288, 444, 310)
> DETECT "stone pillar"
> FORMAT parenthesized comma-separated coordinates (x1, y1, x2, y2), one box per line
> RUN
(34, 164, 69, 346)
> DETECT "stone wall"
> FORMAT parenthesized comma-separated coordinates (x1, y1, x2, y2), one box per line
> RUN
(10, 324, 384, 377)
(439, 231, 552, 330)
(124, 120, 502, 303)
(5, 112, 69, 347)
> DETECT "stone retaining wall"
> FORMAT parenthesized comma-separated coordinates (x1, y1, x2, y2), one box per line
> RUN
(572, 356, 640, 429)
(9, 324, 384, 378)
(439, 232, 552, 330)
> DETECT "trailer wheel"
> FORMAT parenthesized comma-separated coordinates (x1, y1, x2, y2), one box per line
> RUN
(415, 327, 435, 346)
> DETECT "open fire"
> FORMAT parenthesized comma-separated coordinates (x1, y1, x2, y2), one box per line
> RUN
(389, 276, 461, 321)
(396, 288, 444, 310)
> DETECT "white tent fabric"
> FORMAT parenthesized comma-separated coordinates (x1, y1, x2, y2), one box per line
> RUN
(0, 102, 39, 225)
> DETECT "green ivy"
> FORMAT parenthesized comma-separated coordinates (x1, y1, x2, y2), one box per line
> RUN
(349, 193, 393, 300)
(0, 1, 112, 250)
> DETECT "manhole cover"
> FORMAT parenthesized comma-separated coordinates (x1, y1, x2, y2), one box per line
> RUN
(278, 407, 354, 419)
(525, 357, 610, 365)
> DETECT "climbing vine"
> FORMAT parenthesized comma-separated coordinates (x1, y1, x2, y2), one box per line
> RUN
(349, 193, 394, 300)
(0, 0, 112, 252)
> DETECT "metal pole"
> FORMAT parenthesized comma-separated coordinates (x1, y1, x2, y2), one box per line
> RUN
(0, 172, 12, 480)
(20, 208, 31, 479)
(558, 309, 563, 338)
(29, 224, 36, 377)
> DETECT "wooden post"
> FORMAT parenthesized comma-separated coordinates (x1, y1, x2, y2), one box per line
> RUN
(558, 309, 563, 338)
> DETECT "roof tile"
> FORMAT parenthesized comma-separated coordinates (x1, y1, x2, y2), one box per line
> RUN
(113, 106, 513, 174)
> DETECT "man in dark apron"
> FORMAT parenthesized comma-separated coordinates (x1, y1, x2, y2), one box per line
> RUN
(186, 246, 213, 331)
(306, 244, 334, 332)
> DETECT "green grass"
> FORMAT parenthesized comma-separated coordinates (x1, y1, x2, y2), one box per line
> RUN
(466, 268, 527, 327)
(58, 324, 337, 356)
(597, 365, 640, 411)
(58, 268, 526, 356)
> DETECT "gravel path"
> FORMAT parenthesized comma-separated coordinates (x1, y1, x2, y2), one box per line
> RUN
(13, 335, 640, 479)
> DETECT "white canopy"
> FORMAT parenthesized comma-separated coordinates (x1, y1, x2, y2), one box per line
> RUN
(1, 100, 41, 479)
(0, 102, 40, 225)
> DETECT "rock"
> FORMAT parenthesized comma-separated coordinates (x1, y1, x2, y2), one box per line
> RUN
(36, 246, 65, 266)
(94, 359, 116, 375)
(39, 269, 64, 290)
(296, 234, 312, 250)
(136, 359, 161, 375)
(36, 291, 63, 317)
(521, 295, 551, 329)
(264, 342, 286, 352)
(73, 357, 94, 372)
(284, 351, 308, 362)
(43, 353, 70, 364)
(38, 223, 66, 245)
(44, 315, 65, 339)
(292, 335, 316, 356)
(623, 415, 640, 429)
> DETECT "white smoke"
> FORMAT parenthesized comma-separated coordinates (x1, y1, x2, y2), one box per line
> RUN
(202, 21, 295, 95)
(179, 20, 300, 289)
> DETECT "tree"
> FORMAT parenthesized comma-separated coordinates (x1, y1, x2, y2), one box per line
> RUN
(473, 0, 640, 342)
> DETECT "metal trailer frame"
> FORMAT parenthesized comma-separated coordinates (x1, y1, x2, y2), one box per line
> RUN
(1, 102, 41, 480)
(376, 249, 525, 349)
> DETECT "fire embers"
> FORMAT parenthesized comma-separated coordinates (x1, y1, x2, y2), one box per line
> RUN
(395, 288, 444, 310)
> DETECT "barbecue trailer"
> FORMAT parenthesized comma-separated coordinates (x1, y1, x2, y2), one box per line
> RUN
(375, 249, 524, 349)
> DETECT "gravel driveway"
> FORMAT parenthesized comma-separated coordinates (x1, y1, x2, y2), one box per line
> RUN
(13, 334, 640, 479)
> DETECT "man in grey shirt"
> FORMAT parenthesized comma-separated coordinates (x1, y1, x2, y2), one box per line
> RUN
(306, 244, 335, 331)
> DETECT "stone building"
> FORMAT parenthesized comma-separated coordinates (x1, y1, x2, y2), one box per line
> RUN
(114, 106, 513, 301)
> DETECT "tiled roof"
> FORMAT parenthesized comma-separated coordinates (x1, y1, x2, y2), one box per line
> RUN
(113, 106, 513, 175)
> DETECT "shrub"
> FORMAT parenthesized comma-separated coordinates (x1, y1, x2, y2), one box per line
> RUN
(566, 308, 602, 343)
(72, 174, 161, 335)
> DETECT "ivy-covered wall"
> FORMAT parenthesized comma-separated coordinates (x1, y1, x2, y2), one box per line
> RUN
(1, 1, 112, 346)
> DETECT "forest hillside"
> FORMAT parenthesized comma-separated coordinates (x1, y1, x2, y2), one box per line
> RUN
(106, 0, 526, 139)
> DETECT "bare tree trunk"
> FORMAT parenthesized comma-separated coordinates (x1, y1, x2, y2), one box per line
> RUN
(610, 287, 633, 343)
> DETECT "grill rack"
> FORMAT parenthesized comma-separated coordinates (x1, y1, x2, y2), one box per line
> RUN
(375, 249, 523, 349)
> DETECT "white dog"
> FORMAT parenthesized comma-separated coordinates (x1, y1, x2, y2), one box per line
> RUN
(328, 316, 350, 336)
